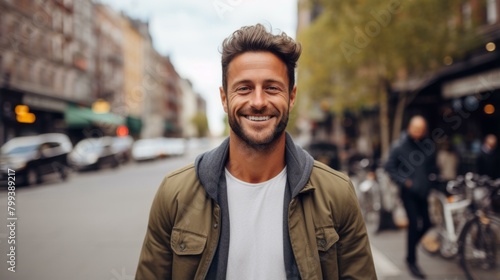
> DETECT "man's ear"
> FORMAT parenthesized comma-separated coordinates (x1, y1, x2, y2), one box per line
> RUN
(289, 85, 297, 110)
(220, 86, 228, 113)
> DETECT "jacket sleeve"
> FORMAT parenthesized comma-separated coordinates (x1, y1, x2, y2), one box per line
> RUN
(136, 177, 173, 279)
(384, 146, 406, 186)
(338, 180, 377, 279)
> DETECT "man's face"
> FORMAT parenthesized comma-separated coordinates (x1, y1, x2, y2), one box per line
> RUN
(220, 51, 296, 149)
(486, 135, 497, 149)
(408, 118, 427, 141)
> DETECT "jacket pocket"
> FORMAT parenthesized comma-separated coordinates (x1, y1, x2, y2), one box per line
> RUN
(316, 226, 340, 279)
(171, 228, 207, 255)
(170, 228, 207, 279)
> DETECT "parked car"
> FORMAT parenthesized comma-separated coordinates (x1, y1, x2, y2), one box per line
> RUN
(112, 136, 134, 164)
(0, 133, 73, 186)
(68, 137, 120, 171)
(132, 137, 186, 161)
(162, 138, 186, 157)
(304, 141, 340, 170)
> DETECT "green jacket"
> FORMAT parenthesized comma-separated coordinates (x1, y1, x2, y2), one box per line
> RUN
(137, 135, 376, 279)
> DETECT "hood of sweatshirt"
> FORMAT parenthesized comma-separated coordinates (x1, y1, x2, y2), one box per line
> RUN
(194, 132, 314, 201)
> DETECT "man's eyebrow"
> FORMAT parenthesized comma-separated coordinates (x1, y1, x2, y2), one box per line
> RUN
(231, 79, 286, 86)
(231, 79, 253, 86)
(263, 79, 286, 86)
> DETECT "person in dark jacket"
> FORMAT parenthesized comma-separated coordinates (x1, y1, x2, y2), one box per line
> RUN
(476, 134, 498, 179)
(385, 115, 437, 279)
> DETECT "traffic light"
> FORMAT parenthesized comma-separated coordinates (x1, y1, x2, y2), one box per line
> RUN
(116, 125, 129, 137)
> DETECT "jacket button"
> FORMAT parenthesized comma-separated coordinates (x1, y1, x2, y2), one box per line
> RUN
(179, 243, 186, 251)
(318, 239, 326, 247)
(213, 223, 218, 229)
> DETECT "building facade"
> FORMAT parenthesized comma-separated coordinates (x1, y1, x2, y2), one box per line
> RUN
(94, 4, 124, 115)
(0, 0, 205, 145)
(0, 0, 96, 144)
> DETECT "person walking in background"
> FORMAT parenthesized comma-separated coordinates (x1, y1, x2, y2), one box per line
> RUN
(136, 24, 376, 279)
(436, 140, 459, 181)
(385, 115, 438, 279)
(476, 134, 499, 179)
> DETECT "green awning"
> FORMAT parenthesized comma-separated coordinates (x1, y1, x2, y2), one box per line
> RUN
(126, 116, 142, 135)
(65, 105, 124, 128)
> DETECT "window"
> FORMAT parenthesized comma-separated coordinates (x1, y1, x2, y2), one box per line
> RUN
(52, 35, 63, 61)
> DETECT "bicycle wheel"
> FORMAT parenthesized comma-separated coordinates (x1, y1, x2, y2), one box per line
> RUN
(460, 215, 500, 280)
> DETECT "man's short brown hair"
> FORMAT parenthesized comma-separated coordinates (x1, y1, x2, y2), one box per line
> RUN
(220, 24, 301, 93)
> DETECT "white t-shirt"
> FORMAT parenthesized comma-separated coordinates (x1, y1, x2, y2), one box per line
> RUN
(225, 167, 287, 280)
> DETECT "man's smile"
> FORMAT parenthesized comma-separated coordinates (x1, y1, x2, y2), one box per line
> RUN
(245, 115, 273, 122)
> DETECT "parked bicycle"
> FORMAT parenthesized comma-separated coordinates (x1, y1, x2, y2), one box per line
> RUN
(349, 157, 381, 224)
(422, 173, 500, 280)
(423, 175, 471, 258)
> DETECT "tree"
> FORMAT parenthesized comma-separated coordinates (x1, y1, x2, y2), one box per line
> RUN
(297, 0, 480, 158)
(191, 112, 209, 137)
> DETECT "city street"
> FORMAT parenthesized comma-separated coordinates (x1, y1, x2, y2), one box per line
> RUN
(0, 142, 472, 280)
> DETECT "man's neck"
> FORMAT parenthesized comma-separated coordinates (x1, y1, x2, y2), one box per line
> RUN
(226, 133, 286, 184)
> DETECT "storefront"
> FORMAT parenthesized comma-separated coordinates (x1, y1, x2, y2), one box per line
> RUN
(0, 88, 67, 145)
(0, 88, 130, 146)
(407, 47, 500, 174)
(64, 103, 126, 144)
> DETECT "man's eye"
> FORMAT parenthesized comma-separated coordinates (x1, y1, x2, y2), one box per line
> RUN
(266, 86, 281, 92)
(237, 86, 251, 92)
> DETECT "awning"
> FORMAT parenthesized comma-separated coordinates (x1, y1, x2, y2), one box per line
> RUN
(126, 116, 142, 135)
(65, 104, 124, 128)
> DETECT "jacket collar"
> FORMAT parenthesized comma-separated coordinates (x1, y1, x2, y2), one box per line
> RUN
(195, 132, 315, 202)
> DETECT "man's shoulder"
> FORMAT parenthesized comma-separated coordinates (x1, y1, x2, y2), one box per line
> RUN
(165, 163, 197, 179)
(310, 161, 353, 198)
(311, 160, 350, 183)
(157, 163, 203, 196)
(308, 161, 358, 220)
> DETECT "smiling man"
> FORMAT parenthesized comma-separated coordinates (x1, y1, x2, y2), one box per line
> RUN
(136, 24, 376, 280)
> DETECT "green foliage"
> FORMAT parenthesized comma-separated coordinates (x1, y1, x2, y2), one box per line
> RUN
(191, 112, 210, 137)
(298, 0, 480, 112)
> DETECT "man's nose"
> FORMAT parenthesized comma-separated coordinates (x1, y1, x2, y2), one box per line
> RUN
(250, 87, 267, 109)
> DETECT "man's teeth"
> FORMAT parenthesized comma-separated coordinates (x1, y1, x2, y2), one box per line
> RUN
(247, 116, 271, 121)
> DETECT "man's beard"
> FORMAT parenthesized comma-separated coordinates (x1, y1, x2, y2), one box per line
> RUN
(228, 106, 289, 151)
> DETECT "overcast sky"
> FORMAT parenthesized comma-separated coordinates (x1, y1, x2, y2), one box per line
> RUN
(98, 0, 298, 136)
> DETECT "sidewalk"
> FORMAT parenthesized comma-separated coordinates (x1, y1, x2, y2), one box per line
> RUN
(367, 223, 468, 280)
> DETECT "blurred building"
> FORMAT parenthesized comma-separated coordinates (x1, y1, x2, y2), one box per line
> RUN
(179, 78, 198, 138)
(0, 0, 98, 144)
(160, 56, 184, 137)
(0, 1, 206, 145)
(118, 15, 148, 138)
(142, 50, 173, 139)
(93, 4, 125, 119)
(179, 78, 208, 139)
